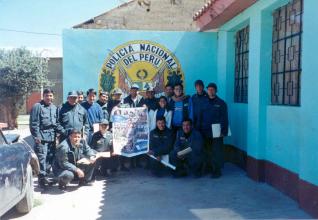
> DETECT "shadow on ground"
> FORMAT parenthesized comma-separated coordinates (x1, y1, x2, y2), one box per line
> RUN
(96, 163, 311, 220)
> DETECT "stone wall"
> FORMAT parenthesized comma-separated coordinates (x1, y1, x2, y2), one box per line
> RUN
(74, 0, 208, 31)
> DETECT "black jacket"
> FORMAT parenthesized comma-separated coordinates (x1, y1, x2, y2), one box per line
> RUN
(198, 96, 228, 138)
(123, 95, 146, 108)
(149, 128, 174, 157)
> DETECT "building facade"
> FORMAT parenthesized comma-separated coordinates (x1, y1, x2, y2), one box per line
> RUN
(195, 0, 318, 217)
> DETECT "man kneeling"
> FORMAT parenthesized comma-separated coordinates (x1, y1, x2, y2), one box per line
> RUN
(53, 129, 98, 189)
(148, 116, 174, 177)
(169, 119, 204, 177)
(90, 119, 119, 177)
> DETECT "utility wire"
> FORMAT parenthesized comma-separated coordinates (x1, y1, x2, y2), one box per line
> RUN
(0, 28, 61, 36)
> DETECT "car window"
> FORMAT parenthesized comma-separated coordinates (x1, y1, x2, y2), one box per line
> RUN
(0, 131, 7, 145)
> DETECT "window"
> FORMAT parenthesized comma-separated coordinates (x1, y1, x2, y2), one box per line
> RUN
(271, 0, 303, 106)
(234, 26, 249, 103)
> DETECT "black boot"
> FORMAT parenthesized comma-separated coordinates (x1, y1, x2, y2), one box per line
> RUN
(38, 176, 50, 189)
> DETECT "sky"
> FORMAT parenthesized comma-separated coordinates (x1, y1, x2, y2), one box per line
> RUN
(0, 0, 127, 56)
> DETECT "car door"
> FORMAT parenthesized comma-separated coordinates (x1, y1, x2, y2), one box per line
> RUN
(0, 130, 24, 215)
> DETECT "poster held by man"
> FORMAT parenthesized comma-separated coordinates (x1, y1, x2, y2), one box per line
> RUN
(112, 107, 149, 157)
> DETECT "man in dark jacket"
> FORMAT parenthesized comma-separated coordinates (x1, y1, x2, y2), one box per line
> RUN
(123, 84, 146, 108)
(190, 80, 207, 129)
(144, 86, 158, 111)
(198, 83, 228, 178)
(148, 116, 174, 176)
(90, 119, 119, 176)
(29, 88, 66, 188)
(169, 119, 203, 177)
(53, 129, 97, 189)
(58, 91, 89, 141)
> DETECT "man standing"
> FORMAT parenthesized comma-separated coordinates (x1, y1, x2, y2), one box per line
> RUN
(169, 83, 192, 133)
(58, 91, 89, 140)
(199, 83, 228, 178)
(81, 89, 104, 143)
(108, 88, 123, 116)
(148, 116, 174, 177)
(97, 91, 110, 120)
(53, 129, 97, 189)
(164, 84, 174, 103)
(169, 119, 203, 177)
(29, 89, 65, 188)
(123, 84, 146, 108)
(144, 86, 158, 111)
(77, 90, 85, 104)
(190, 80, 207, 129)
(123, 84, 146, 169)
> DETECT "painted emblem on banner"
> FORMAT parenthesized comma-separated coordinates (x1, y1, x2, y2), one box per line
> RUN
(99, 40, 184, 95)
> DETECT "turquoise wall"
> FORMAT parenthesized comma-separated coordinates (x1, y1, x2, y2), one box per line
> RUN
(299, 0, 318, 187)
(62, 0, 318, 187)
(63, 30, 218, 98)
(218, 0, 318, 186)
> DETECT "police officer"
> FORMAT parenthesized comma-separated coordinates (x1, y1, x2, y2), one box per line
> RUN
(90, 119, 119, 176)
(144, 86, 158, 111)
(148, 116, 174, 177)
(169, 119, 203, 177)
(123, 84, 146, 169)
(96, 91, 110, 120)
(81, 89, 104, 143)
(198, 83, 228, 178)
(123, 84, 146, 108)
(29, 88, 66, 188)
(77, 90, 85, 104)
(190, 80, 207, 129)
(53, 129, 97, 190)
(58, 91, 89, 140)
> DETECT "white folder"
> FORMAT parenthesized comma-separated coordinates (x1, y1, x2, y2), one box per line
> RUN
(212, 124, 231, 138)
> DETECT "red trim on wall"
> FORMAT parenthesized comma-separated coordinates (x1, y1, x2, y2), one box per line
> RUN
(246, 155, 318, 218)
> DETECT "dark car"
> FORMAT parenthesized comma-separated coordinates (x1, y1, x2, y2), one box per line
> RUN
(0, 128, 39, 217)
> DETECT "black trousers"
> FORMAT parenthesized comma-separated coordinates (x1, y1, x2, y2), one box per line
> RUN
(203, 137, 224, 172)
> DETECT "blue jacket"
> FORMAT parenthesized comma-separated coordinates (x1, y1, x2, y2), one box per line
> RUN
(198, 96, 229, 138)
(172, 129, 203, 160)
(149, 128, 174, 157)
(190, 91, 207, 129)
(96, 100, 110, 120)
(89, 131, 113, 152)
(58, 102, 89, 136)
(29, 100, 65, 142)
(169, 95, 192, 127)
(81, 101, 104, 131)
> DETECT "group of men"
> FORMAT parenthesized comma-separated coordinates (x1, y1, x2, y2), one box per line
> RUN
(29, 79, 228, 190)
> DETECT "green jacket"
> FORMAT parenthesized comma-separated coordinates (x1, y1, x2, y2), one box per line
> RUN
(53, 138, 96, 173)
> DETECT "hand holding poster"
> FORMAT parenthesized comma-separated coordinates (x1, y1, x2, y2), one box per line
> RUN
(112, 107, 149, 157)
